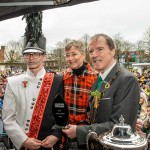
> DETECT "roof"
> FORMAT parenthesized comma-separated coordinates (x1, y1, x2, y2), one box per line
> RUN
(132, 63, 150, 66)
(0, 0, 98, 21)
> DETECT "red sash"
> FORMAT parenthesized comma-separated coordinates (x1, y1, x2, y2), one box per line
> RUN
(27, 73, 54, 138)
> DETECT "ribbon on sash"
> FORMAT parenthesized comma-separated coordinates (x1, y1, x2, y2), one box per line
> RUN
(27, 72, 54, 138)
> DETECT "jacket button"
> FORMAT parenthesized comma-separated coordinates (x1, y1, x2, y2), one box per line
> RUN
(32, 98, 36, 101)
(31, 102, 35, 105)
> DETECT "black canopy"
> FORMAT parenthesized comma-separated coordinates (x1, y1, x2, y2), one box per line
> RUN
(0, 0, 98, 21)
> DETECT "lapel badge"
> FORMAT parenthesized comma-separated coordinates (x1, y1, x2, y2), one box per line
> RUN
(105, 82, 110, 89)
(22, 80, 28, 88)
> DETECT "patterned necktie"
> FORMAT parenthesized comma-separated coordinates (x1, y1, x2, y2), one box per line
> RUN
(96, 76, 103, 90)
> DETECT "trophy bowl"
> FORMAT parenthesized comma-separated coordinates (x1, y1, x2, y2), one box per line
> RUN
(99, 115, 148, 150)
(86, 115, 148, 150)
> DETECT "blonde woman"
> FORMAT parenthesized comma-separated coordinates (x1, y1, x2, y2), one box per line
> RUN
(139, 92, 148, 121)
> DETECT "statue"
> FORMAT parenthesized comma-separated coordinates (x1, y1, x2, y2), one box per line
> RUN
(22, 12, 46, 53)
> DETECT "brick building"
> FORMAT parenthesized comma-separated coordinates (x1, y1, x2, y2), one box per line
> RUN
(0, 46, 5, 63)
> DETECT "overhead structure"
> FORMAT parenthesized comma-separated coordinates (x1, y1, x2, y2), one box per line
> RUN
(0, 0, 98, 21)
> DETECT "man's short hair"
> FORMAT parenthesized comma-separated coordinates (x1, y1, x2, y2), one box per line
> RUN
(89, 33, 115, 50)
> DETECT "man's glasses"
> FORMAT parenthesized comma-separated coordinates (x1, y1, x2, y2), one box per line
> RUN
(23, 53, 43, 59)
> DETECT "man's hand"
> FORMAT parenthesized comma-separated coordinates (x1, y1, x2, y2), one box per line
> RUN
(62, 124, 77, 139)
(136, 118, 143, 132)
(22, 138, 41, 150)
(41, 135, 59, 148)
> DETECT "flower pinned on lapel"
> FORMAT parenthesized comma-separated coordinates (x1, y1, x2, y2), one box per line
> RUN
(91, 90, 101, 109)
(22, 80, 28, 88)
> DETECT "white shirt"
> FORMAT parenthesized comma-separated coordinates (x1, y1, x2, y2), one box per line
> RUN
(100, 62, 116, 80)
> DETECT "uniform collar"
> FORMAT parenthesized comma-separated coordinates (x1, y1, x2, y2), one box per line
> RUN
(26, 67, 46, 79)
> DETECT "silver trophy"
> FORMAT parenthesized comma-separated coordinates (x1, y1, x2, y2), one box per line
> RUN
(86, 115, 148, 150)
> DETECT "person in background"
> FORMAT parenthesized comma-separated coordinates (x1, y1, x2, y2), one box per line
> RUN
(63, 33, 140, 148)
(136, 92, 148, 138)
(142, 103, 150, 135)
(144, 84, 150, 96)
(63, 40, 97, 149)
(138, 92, 148, 122)
(2, 12, 63, 150)
(141, 103, 150, 150)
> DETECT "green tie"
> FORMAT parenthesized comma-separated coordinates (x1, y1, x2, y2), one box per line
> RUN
(96, 76, 103, 90)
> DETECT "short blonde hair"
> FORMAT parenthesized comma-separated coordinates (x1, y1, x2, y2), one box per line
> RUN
(65, 40, 84, 52)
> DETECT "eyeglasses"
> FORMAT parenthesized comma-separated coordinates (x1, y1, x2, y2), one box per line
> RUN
(23, 53, 43, 59)
(65, 52, 83, 58)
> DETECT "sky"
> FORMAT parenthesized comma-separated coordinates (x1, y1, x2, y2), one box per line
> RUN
(0, 0, 150, 48)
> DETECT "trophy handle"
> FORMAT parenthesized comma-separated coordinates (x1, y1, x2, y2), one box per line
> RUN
(86, 130, 101, 150)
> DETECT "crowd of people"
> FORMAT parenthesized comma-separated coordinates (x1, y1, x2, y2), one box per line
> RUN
(0, 33, 149, 150)
(133, 68, 150, 96)
(134, 68, 150, 149)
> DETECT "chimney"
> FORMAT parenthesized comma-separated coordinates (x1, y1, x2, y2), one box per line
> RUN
(1, 46, 5, 50)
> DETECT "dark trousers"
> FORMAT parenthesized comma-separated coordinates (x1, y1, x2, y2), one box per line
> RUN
(63, 138, 86, 150)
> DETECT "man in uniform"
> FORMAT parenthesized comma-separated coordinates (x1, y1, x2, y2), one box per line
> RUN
(2, 12, 63, 150)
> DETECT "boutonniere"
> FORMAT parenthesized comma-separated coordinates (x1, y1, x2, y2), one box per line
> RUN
(91, 90, 101, 109)
(22, 80, 28, 88)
